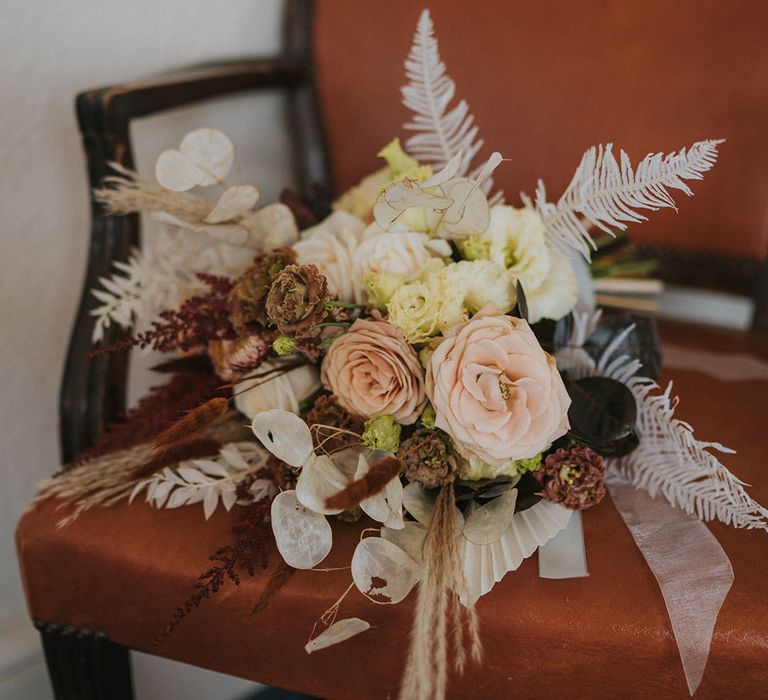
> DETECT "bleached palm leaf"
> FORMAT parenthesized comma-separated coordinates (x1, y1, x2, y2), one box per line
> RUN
(557, 314, 768, 531)
(131, 442, 274, 519)
(537, 140, 723, 259)
(401, 9, 500, 201)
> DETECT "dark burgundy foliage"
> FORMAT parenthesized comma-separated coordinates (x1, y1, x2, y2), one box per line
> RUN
(71, 371, 227, 467)
(155, 499, 273, 644)
(89, 274, 236, 357)
(137, 274, 236, 353)
(280, 188, 318, 230)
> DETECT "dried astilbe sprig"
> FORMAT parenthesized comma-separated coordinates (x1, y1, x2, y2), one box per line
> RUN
(155, 497, 274, 645)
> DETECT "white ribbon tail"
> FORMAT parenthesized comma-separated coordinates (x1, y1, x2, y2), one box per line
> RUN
(606, 470, 734, 695)
(538, 510, 589, 579)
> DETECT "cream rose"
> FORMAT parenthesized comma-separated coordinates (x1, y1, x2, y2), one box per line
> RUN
(426, 307, 571, 464)
(386, 266, 467, 344)
(293, 210, 366, 303)
(321, 318, 426, 424)
(351, 222, 451, 301)
(443, 260, 516, 314)
(234, 361, 321, 419)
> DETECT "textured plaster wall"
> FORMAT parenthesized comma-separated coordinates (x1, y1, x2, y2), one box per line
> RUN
(0, 1, 288, 697)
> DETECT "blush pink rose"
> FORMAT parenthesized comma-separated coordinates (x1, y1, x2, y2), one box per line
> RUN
(426, 307, 570, 465)
(321, 318, 426, 424)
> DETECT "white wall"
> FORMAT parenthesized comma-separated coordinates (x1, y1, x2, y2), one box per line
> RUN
(0, 1, 289, 697)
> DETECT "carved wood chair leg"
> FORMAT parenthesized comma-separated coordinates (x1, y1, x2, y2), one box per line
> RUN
(34, 621, 134, 700)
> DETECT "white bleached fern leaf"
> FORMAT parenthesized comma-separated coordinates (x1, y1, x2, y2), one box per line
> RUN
(401, 9, 500, 200)
(557, 314, 768, 532)
(90, 223, 258, 342)
(537, 139, 723, 260)
(130, 442, 275, 520)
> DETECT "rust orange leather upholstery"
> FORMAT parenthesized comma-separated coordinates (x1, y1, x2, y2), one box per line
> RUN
(17, 324, 768, 698)
(314, 0, 768, 260)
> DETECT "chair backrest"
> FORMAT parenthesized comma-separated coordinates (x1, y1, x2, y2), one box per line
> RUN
(61, 0, 326, 463)
(63, 0, 768, 463)
(313, 0, 768, 306)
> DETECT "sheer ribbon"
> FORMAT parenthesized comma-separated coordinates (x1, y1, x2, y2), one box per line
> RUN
(606, 472, 733, 694)
(538, 471, 733, 695)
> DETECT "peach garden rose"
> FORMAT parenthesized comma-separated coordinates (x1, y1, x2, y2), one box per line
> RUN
(321, 317, 426, 424)
(426, 306, 571, 465)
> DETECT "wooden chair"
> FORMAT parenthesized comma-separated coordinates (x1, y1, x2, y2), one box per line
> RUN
(17, 1, 768, 698)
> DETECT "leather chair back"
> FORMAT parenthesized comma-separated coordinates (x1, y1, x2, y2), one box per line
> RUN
(314, 0, 768, 261)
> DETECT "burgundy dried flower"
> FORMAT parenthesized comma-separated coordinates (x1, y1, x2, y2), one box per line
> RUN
(265, 263, 330, 337)
(534, 446, 606, 510)
(397, 429, 457, 488)
(228, 247, 297, 333)
(306, 394, 365, 454)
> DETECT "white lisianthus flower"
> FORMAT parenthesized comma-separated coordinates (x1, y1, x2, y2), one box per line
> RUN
(470, 204, 577, 323)
(443, 260, 516, 314)
(386, 267, 467, 345)
(351, 222, 451, 303)
(293, 210, 366, 303)
(234, 361, 320, 419)
(486, 205, 551, 292)
(525, 246, 578, 323)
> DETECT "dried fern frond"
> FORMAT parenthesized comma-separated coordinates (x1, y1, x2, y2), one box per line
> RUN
(537, 140, 723, 259)
(557, 315, 768, 531)
(402, 9, 495, 198)
(132, 442, 275, 520)
(615, 378, 767, 531)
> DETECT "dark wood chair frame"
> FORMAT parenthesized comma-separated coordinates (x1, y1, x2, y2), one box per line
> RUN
(34, 0, 768, 696)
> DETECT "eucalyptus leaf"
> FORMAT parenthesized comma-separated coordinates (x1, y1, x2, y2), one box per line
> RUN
(585, 314, 662, 380)
(565, 375, 638, 454)
(510, 279, 528, 322)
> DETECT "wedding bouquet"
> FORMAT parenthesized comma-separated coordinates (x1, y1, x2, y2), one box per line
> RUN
(37, 9, 767, 699)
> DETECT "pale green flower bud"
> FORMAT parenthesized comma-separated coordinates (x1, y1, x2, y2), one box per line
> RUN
(362, 415, 401, 453)
(462, 452, 543, 481)
(420, 403, 436, 429)
(377, 138, 432, 182)
(272, 335, 296, 356)
(458, 234, 491, 261)
(365, 272, 405, 308)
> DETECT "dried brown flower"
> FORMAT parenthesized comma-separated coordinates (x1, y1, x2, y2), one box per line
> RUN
(534, 446, 606, 510)
(306, 394, 364, 453)
(228, 247, 297, 334)
(265, 454, 298, 491)
(397, 429, 458, 488)
(208, 334, 272, 381)
(265, 263, 330, 337)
